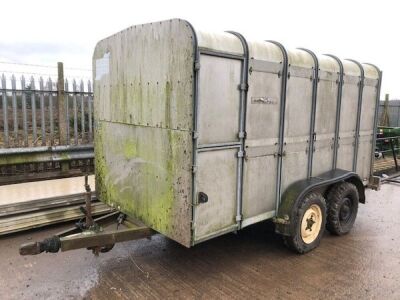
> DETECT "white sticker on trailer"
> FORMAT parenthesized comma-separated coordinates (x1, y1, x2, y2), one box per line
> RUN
(95, 52, 110, 80)
(251, 96, 277, 105)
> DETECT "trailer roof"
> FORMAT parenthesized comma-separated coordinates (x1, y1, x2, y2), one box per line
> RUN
(195, 22, 379, 79)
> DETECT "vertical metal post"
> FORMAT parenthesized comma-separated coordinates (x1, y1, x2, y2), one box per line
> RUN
(80, 80, 85, 142)
(185, 22, 200, 245)
(21, 76, 28, 146)
(390, 138, 399, 171)
(298, 48, 319, 179)
(30, 76, 37, 145)
(266, 40, 288, 214)
(346, 59, 364, 172)
(84, 175, 94, 226)
(65, 79, 70, 144)
(39, 77, 46, 145)
(57, 62, 68, 145)
(11, 75, 18, 146)
(88, 81, 93, 142)
(72, 79, 78, 145)
(364, 63, 382, 179)
(1, 74, 8, 147)
(324, 54, 344, 170)
(48, 78, 54, 145)
(226, 31, 249, 229)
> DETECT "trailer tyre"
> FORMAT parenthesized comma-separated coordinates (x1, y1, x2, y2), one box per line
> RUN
(283, 192, 327, 254)
(326, 182, 359, 235)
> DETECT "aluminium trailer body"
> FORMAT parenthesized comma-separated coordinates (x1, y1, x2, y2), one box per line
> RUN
(92, 19, 381, 253)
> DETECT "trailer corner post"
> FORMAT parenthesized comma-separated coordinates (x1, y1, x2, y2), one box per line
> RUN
(185, 21, 200, 246)
(363, 63, 382, 182)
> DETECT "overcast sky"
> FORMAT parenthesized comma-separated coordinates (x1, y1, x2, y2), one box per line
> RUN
(0, 0, 398, 98)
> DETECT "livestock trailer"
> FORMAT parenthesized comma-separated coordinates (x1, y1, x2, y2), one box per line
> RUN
(20, 19, 382, 255)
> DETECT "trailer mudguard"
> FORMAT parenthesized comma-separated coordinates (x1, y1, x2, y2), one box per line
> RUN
(274, 169, 365, 236)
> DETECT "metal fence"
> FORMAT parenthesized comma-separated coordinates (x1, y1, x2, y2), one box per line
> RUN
(0, 63, 94, 185)
(1, 75, 93, 147)
(374, 134, 400, 184)
(378, 100, 400, 127)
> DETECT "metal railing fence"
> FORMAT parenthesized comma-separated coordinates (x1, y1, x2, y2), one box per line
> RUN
(374, 135, 400, 181)
(0, 75, 93, 147)
(0, 63, 94, 185)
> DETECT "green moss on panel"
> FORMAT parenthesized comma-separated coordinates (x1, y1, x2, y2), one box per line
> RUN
(123, 140, 137, 159)
(164, 81, 172, 126)
(95, 120, 181, 236)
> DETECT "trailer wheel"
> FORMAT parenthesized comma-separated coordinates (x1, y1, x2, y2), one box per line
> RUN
(326, 182, 359, 235)
(283, 192, 327, 254)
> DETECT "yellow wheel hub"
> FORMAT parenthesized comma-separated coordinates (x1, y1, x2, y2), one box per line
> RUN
(301, 204, 322, 244)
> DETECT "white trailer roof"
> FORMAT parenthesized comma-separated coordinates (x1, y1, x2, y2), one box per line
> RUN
(196, 27, 378, 79)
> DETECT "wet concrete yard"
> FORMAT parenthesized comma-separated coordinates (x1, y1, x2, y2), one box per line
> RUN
(0, 183, 399, 299)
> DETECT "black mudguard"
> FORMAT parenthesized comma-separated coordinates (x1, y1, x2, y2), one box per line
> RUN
(274, 169, 365, 236)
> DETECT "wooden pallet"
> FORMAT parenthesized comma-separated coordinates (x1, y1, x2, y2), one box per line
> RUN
(373, 157, 399, 173)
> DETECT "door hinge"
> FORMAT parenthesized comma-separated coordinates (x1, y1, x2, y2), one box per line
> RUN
(192, 165, 198, 173)
(312, 69, 317, 81)
(238, 83, 248, 91)
(194, 61, 200, 71)
(278, 151, 286, 157)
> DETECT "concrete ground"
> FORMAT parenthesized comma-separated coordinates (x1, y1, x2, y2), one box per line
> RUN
(0, 183, 399, 300)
